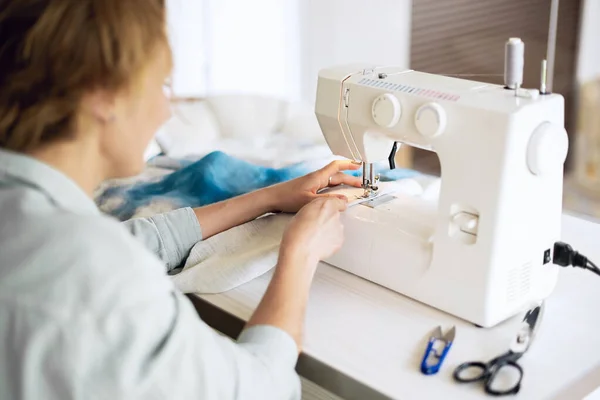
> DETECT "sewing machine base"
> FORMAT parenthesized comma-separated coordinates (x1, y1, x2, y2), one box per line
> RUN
(322, 186, 559, 328)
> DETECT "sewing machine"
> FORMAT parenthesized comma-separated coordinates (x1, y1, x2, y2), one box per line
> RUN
(314, 42, 569, 328)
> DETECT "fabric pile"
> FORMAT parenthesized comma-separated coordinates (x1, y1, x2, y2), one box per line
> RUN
(95, 151, 420, 221)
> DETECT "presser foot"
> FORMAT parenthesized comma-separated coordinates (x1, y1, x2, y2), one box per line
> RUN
(361, 187, 378, 198)
(360, 163, 381, 198)
(361, 173, 381, 198)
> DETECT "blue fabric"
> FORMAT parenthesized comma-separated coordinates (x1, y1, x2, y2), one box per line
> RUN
(95, 151, 419, 221)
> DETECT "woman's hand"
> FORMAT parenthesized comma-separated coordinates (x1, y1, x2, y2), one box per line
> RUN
(267, 160, 363, 213)
(278, 196, 348, 270)
(247, 195, 349, 352)
(191, 159, 361, 241)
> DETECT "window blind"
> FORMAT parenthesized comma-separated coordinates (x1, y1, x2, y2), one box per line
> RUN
(410, 0, 582, 170)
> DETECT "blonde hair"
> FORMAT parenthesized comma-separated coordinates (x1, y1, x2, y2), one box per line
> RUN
(0, 0, 171, 152)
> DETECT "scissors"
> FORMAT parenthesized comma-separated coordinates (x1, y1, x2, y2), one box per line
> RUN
(420, 326, 456, 375)
(453, 303, 545, 396)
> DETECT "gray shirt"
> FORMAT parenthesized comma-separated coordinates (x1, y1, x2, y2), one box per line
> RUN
(0, 149, 300, 400)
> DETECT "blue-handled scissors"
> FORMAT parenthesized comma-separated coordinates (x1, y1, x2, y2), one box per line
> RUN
(420, 326, 456, 375)
(453, 303, 545, 396)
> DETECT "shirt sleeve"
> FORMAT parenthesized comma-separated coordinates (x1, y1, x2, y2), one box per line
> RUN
(85, 288, 301, 400)
(104, 221, 300, 399)
(121, 207, 203, 271)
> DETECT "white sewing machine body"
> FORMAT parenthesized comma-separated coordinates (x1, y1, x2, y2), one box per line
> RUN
(315, 65, 569, 328)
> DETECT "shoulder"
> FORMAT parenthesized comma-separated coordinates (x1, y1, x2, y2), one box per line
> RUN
(49, 212, 170, 283)
(36, 211, 154, 264)
(1, 207, 172, 313)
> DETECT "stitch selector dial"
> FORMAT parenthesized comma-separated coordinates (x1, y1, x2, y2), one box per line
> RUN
(372, 93, 402, 128)
(415, 102, 446, 138)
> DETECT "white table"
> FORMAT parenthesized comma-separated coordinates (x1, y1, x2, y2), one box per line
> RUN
(188, 213, 600, 400)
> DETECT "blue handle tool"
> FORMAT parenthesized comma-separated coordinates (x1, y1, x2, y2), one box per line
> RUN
(420, 326, 456, 375)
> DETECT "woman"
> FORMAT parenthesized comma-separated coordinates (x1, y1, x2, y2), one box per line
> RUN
(0, 1, 362, 399)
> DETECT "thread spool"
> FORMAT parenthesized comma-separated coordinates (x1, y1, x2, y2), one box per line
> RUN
(504, 38, 524, 90)
(540, 59, 548, 94)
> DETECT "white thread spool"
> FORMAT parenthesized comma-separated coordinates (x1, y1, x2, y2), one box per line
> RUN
(504, 38, 524, 89)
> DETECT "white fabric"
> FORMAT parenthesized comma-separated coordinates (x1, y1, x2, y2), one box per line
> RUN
(172, 213, 293, 294)
(154, 96, 327, 164)
(183, 136, 333, 169)
(143, 138, 162, 161)
(172, 180, 425, 294)
(318, 180, 424, 206)
(154, 101, 221, 158)
(206, 95, 286, 139)
(279, 101, 325, 145)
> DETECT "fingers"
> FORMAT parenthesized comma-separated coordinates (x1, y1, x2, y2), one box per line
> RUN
(332, 197, 348, 211)
(328, 171, 362, 188)
(323, 159, 362, 176)
(314, 194, 348, 211)
(315, 159, 362, 189)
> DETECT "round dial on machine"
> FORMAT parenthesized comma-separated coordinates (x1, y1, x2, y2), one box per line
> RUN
(372, 93, 402, 128)
(415, 102, 447, 138)
(526, 122, 569, 175)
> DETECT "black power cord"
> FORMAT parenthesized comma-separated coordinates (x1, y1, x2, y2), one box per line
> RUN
(553, 242, 600, 277)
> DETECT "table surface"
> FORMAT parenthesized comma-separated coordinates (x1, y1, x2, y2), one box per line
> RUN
(191, 212, 600, 400)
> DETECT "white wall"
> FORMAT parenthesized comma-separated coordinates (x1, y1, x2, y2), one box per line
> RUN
(166, 0, 413, 103)
(298, 0, 413, 103)
(577, 0, 600, 83)
(166, 0, 207, 97)
(166, 0, 300, 100)
(205, 0, 300, 99)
